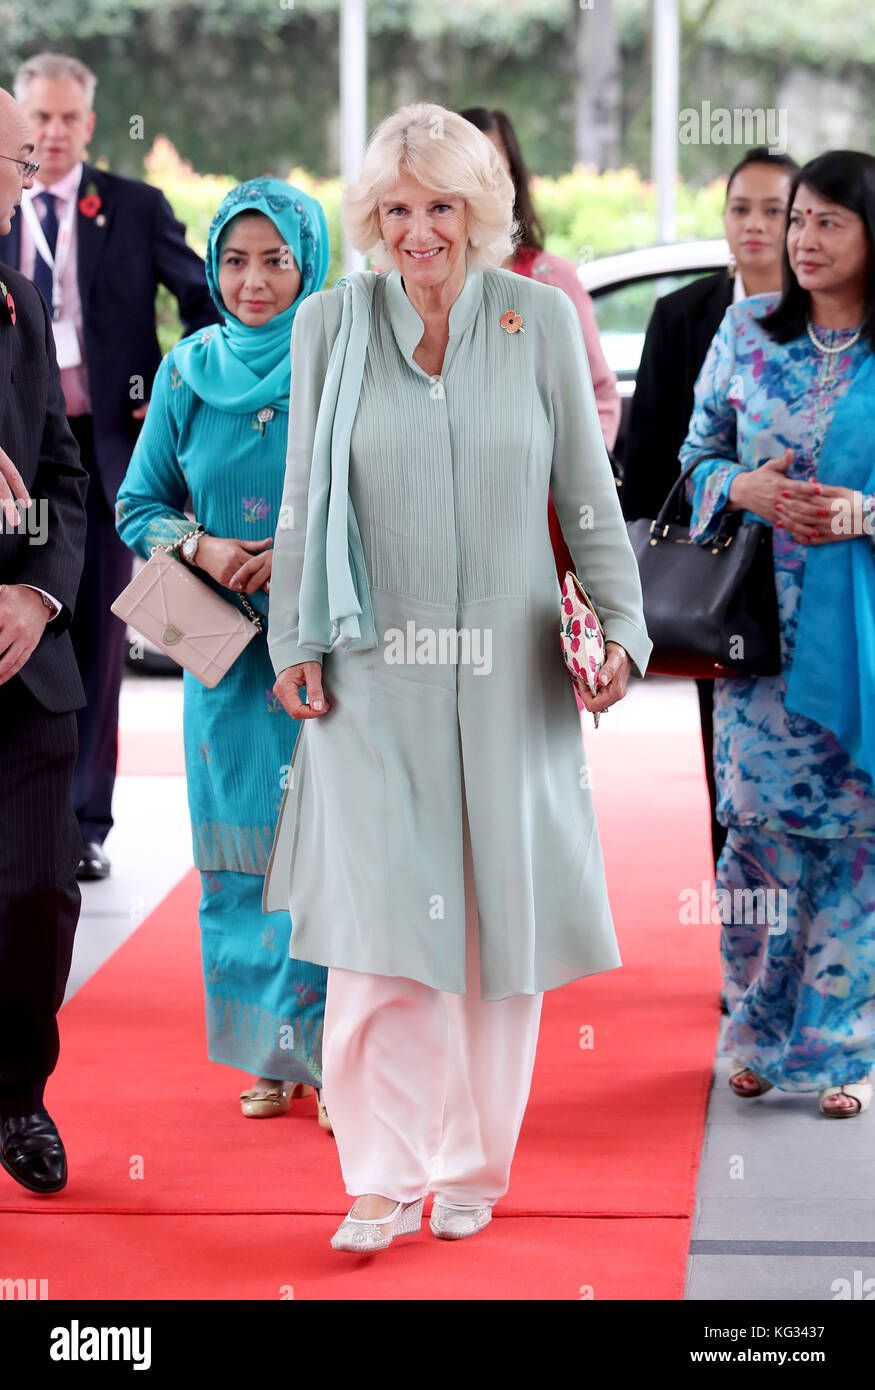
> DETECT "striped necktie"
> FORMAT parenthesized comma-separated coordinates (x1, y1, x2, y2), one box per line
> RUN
(32, 192, 59, 312)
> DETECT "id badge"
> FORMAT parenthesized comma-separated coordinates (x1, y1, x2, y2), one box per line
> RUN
(52, 319, 82, 370)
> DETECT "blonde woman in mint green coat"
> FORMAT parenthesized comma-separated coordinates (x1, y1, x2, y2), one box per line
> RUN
(263, 103, 652, 1252)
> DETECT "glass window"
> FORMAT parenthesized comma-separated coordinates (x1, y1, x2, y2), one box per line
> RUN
(592, 271, 718, 379)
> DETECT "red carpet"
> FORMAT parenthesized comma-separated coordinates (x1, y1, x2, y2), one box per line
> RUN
(1, 1214, 688, 1301)
(0, 726, 721, 1299)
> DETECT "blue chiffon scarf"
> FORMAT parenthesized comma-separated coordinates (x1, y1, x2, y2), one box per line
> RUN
(784, 352, 875, 783)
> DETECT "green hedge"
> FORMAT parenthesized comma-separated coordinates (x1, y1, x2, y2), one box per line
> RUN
(147, 139, 728, 355)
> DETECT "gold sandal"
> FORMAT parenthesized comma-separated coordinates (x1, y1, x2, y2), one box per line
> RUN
(315, 1089, 333, 1135)
(239, 1081, 311, 1118)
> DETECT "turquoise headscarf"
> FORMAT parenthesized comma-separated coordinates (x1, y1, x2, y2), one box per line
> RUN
(173, 177, 329, 414)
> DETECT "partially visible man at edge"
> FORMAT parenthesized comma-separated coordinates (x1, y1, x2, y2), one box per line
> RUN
(0, 85, 88, 1196)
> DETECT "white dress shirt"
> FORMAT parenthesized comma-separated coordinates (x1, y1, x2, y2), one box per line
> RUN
(17, 163, 89, 617)
(20, 161, 92, 416)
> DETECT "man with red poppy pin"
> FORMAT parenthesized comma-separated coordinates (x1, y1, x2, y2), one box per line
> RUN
(0, 84, 89, 1194)
(0, 52, 219, 881)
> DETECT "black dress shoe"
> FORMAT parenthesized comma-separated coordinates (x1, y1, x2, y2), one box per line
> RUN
(76, 841, 110, 880)
(0, 1109, 67, 1194)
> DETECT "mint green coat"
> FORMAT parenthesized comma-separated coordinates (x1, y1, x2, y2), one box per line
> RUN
(263, 265, 651, 999)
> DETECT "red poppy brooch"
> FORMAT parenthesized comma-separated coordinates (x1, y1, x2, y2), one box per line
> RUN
(0, 280, 15, 326)
(78, 183, 103, 220)
(500, 309, 525, 334)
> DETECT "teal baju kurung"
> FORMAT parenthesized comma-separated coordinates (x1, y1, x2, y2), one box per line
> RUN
(116, 177, 330, 1084)
(116, 352, 326, 1081)
(263, 265, 652, 999)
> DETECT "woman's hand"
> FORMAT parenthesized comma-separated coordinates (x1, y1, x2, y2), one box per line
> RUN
(727, 449, 816, 526)
(776, 483, 864, 545)
(725, 453, 861, 544)
(575, 641, 633, 719)
(229, 541, 273, 594)
(193, 535, 273, 593)
(274, 662, 331, 720)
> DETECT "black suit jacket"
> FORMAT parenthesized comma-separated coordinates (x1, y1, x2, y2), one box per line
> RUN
(0, 163, 219, 505)
(621, 270, 734, 521)
(0, 263, 88, 713)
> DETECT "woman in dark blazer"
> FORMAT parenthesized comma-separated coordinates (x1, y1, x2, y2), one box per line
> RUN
(622, 146, 798, 872)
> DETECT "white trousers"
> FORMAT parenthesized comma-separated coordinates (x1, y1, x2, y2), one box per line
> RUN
(321, 791, 544, 1207)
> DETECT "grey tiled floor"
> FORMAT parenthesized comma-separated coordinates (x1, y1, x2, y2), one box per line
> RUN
(685, 1039, 875, 1299)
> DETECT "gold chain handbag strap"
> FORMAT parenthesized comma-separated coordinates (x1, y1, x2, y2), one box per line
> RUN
(151, 526, 264, 634)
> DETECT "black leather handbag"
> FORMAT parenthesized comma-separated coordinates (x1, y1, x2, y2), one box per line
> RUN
(626, 458, 781, 678)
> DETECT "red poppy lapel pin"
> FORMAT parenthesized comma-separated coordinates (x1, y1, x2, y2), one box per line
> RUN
(78, 182, 105, 225)
(0, 280, 15, 326)
(500, 309, 524, 334)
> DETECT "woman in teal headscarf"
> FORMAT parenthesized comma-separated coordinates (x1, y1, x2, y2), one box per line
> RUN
(116, 179, 333, 1127)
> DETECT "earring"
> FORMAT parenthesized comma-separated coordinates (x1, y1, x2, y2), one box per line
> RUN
(727, 252, 737, 281)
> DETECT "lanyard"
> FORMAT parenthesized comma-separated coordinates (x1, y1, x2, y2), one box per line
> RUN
(21, 192, 77, 320)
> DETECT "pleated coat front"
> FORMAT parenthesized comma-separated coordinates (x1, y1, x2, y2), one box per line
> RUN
(263, 264, 652, 999)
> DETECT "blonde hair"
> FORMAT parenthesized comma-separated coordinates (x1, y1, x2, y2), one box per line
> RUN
(342, 102, 518, 270)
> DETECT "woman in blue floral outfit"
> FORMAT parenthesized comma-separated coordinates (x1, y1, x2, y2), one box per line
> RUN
(681, 151, 875, 1117)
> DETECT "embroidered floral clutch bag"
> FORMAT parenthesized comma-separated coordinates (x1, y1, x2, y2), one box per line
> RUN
(560, 571, 606, 725)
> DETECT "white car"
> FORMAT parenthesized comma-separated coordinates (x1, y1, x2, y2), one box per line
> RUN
(579, 238, 730, 466)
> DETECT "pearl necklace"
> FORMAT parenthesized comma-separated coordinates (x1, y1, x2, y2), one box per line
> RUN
(806, 317, 862, 395)
(806, 318, 862, 354)
(804, 317, 862, 463)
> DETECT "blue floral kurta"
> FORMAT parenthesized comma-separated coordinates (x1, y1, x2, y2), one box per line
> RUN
(680, 295, 875, 1090)
(116, 344, 326, 1083)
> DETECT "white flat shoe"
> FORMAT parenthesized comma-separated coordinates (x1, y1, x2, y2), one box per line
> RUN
(330, 1196, 424, 1252)
(429, 1202, 492, 1240)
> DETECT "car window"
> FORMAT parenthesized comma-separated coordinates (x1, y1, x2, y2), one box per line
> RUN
(592, 271, 718, 378)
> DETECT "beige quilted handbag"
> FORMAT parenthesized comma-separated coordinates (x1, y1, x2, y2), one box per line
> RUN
(111, 530, 262, 688)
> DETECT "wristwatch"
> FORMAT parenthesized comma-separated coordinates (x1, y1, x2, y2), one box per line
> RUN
(180, 531, 202, 566)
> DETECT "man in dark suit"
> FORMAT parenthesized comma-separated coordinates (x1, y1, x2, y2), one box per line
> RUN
(0, 85, 89, 1193)
(622, 148, 797, 874)
(1, 52, 219, 880)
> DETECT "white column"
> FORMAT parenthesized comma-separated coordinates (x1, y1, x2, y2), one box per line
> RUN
(651, 0, 680, 244)
(340, 0, 367, 273)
